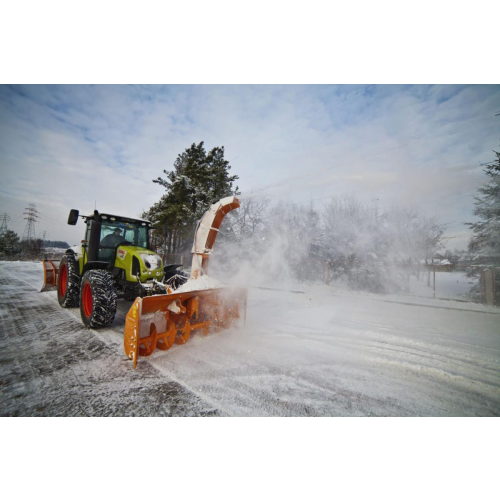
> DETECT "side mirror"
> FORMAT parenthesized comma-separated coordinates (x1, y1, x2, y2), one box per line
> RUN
(68, 209, 79, 225)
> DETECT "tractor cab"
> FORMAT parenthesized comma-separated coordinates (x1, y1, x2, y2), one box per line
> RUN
(69, 210, 152, 268)
(84, 213, 151, 265)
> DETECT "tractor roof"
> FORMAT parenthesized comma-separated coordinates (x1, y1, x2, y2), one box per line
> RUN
(84, 212, 152, 226)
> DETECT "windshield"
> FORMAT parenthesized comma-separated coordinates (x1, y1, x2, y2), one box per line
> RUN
(100, 220, 149, 249)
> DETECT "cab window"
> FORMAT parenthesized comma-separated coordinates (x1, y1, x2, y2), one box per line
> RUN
(99, 221, 149, 249)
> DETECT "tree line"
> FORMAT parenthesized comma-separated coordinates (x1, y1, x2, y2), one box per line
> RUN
(144, 142, 450, 292)
(212, 195, 446, 292)
(0, 232, 69, 259)
(0, 232, 42, 258)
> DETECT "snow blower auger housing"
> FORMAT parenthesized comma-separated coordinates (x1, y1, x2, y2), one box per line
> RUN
(124, 286, 247, 368)
(41, 196, 247, 368)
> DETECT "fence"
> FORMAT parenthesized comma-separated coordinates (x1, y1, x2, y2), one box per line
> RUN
(408, 266, 499, 305)
(409, 267, 475, 302)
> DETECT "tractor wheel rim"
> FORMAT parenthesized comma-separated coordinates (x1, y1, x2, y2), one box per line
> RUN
(59, 264, 67, 297)
(82, 282, 93, 318)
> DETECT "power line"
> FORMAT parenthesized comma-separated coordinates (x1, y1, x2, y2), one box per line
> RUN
(22, 204, 40, 241)
(0, 213, 10, 236)
(278, 189, 478, 212)
(0, 197, 73, 234)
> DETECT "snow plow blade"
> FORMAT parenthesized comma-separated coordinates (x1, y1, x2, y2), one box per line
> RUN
(124, 287, 247, 368)
(40, 259, 59, 292)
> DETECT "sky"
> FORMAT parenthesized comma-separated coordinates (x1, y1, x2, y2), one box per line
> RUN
(0, 84, 499, 250)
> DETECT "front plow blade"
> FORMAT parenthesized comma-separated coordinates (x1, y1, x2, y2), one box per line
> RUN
(41, 259, 59, 292)
(124, 287, 247, 368)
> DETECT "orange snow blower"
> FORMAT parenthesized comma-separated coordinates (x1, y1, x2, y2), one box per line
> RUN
(123, 196, 247, 368)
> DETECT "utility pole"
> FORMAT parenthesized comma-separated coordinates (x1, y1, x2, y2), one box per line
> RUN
(0, 213, 10, 236)
(433, 265, 436, 298)
(23, 204, 40, 241)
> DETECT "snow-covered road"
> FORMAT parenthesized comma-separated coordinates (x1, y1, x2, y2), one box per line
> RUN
(1, 261, 499, 416)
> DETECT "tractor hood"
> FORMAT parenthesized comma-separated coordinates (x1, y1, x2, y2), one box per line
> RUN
(117, 245, 158, 260)
(116, 245, 163, 281)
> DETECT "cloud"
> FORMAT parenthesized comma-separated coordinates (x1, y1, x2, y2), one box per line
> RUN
(0, 84, 498, 249)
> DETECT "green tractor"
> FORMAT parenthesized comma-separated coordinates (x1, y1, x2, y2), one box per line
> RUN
(43, 209, 183, 328)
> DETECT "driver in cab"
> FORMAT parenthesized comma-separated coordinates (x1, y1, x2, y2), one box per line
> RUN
(101, 227, 123, 248)
(99, 228, 124, 262)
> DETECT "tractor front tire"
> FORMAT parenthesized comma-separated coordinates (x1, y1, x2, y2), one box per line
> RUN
(57, 254, 80, 308)
(80, 270, 117, 328)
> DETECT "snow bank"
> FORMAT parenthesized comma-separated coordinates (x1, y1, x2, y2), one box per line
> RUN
(175, 274, 223, 293)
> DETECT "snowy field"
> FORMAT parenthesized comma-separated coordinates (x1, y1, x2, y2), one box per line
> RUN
(1, 261, 499, 416)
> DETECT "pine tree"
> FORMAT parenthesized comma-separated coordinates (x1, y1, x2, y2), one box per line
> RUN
(146, 142, 239, 257)
(467, 150, 500, 262)
(0, 230, 21, 257)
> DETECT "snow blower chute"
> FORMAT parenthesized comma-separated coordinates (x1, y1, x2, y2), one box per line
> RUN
(124, 196, 247, 368)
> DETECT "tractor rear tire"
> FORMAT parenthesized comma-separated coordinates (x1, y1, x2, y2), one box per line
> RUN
(57, 254, 80, 308)
(80, 269, 117, 328)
